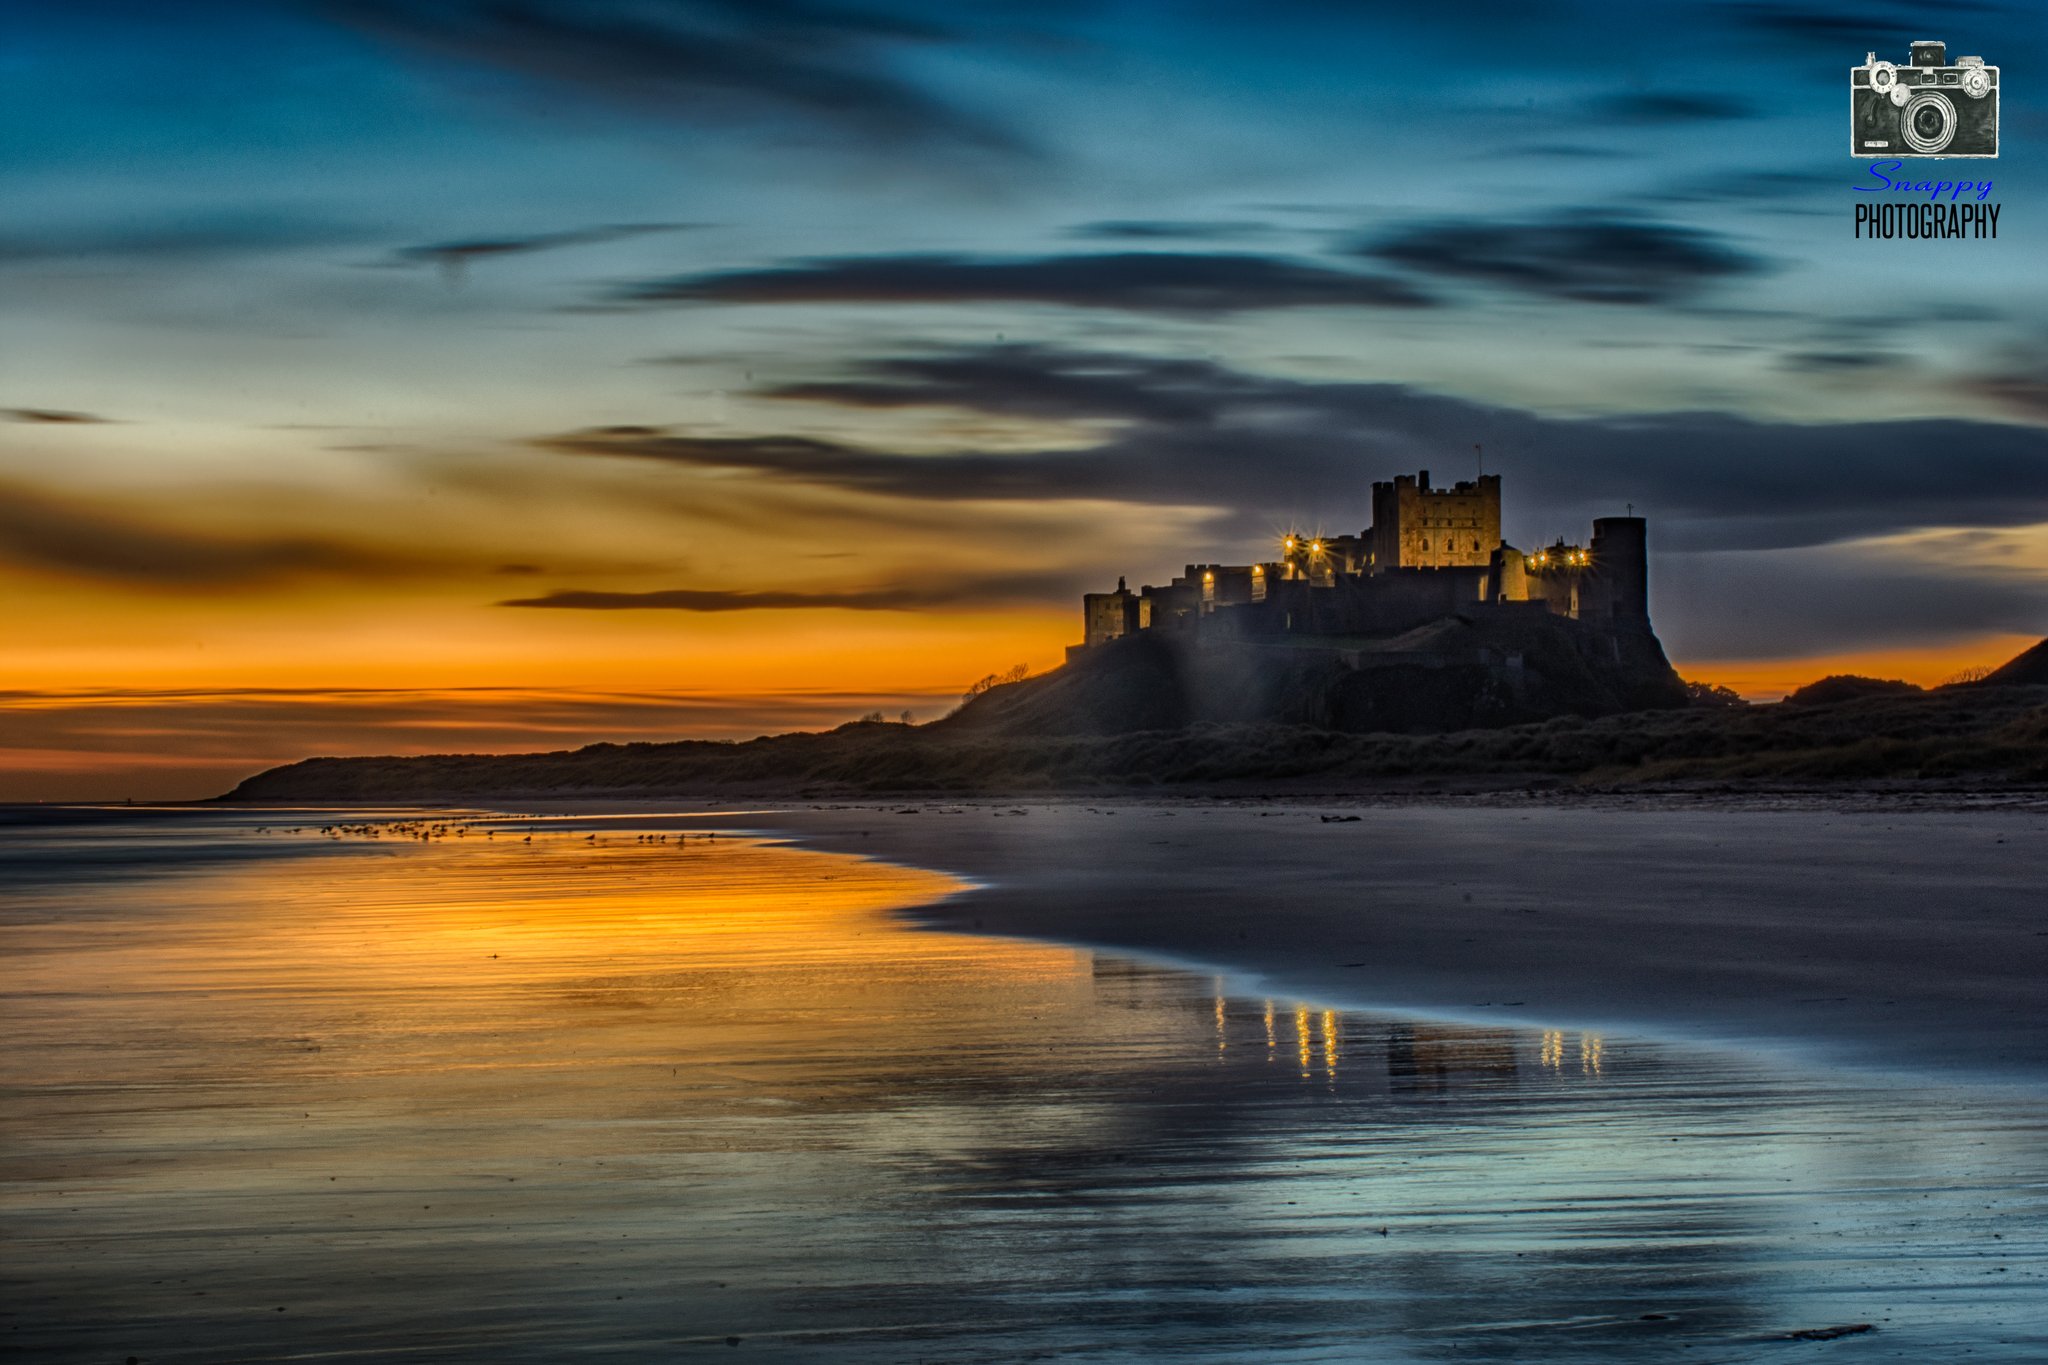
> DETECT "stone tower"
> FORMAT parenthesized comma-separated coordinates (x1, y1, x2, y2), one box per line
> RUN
(1585, 517, 1649, 628)
(1369, 470, 1502, 571)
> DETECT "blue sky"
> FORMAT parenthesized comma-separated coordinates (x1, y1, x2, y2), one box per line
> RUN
(2, 0, 2045, 794)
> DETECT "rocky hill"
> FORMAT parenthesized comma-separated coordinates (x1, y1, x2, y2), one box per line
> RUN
(222, 635, 2048, 800)
(934, 609, 1686, 739)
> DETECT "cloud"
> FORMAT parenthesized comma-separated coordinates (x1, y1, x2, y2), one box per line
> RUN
(317, 0, 1026, 158)
(500, 570, 1081, 611)
(533, 341, 2048, 658)
(1971, 375, 2048, 421)
(1065, 220, 1276, 241)
(391, 223, 696, 281)
(609, 252, 1436, 314)
(0, 481, 419, 587)
(539, 428, 1134, 500)
(1962, 353, 2048, 422)
(545, 343, 2048, 555)
(1776, 348, 1905, 373)
(1361, 214, 1766, 304)
(1589, 92, 1758, 123)
(3, 408, 115, 424)
(760, 347, 1276, 422)
(1488, 143, 1636, 160)
(1659, 542, 2048, 658)
(1712, 0, 1988, 46)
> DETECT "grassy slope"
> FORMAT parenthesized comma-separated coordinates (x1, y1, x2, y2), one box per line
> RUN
(223, 683, 2048, 800)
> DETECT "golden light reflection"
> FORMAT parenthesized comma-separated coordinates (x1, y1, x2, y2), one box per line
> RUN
(1263, 999, 1276, 1059)
(1295, 1005, 1312, 1079)
(1539, 1029, 1603, 1076)
(0, 830, 1131, 1110)
(1319, 1008, 1338, 1082)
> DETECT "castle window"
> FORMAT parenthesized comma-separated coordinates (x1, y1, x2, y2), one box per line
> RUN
(1421, 539, 1429, 552)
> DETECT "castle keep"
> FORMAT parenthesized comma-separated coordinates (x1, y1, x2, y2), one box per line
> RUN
(1077, 469, 1650, 652)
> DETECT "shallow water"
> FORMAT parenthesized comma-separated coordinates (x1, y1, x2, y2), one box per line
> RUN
(2, 808, 2044, 1362)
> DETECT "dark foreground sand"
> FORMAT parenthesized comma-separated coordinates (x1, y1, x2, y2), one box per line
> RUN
(656, 798, 2048, 1082)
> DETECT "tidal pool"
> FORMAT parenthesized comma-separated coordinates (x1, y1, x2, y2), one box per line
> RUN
(2, 808, 2043, 1361)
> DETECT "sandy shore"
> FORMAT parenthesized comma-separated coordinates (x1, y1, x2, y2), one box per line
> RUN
(635, 797, 2048, 1083)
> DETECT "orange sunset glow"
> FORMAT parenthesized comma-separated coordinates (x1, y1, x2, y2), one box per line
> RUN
(4, 1, 2043, 800)
(1679, 632, 2039, 699)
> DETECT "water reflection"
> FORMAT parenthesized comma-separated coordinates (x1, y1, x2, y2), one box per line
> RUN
(1538, 1027, 1604, 1076)
(2, 810, 2044, 1363)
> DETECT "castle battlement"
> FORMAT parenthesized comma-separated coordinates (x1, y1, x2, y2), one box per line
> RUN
(1077, 471, 1647, 650)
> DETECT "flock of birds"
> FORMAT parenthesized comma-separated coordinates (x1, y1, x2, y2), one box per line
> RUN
(249, 820, 723, 846)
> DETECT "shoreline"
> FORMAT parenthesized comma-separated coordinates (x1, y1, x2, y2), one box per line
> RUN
(58, 794, 2048, 1087)
(642, 796, 2048, 1088)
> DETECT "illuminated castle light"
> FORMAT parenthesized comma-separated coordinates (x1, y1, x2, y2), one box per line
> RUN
(1077, 468, 1649, 651)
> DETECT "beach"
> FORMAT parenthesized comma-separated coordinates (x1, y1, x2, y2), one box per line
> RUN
(667, 796, 2048, 1083)
(6, 801, 2046, 1361)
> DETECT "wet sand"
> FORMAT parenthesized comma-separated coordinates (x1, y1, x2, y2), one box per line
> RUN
(668, 799, 2048, 1082)
(7, 804, 2047, 1361)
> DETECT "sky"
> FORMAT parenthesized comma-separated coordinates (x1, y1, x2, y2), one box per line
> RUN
(3, 0, 2045, 798)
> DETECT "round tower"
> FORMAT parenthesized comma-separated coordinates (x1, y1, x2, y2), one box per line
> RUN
(1589, 517, 1648, 627)
(1488, 543, 1528, 603)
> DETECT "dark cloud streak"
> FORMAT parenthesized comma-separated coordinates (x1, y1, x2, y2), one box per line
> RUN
(612, 251, 1435, 314)
(1588, 92, 1757, 123)
(392, 223, 696, 280)
(1362, 215, 1766, 305)
(316, 0, 1028, 157)
(549, 344, 2048, 556)
(0, 482, 421, 587)
(500, 570, 1081, 611)
(1065, 220, 1276, 241)
(4, 408, 115, 424)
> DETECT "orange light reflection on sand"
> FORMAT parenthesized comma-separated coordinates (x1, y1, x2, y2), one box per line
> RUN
(1, 833, 1098, 1083)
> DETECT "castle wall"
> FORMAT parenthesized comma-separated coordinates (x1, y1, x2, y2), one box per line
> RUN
(1211, 566, 1490, 639)
(1339, 567, 1491, 631)
(1075, 474, 1656, 655)
(1180, 563, 1267, 612)
(1141, 582, 1200, 631)
(1527, 566, 1581, 619)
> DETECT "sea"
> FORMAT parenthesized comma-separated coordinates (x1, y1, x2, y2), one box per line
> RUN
(3, 805, 2043, 1362)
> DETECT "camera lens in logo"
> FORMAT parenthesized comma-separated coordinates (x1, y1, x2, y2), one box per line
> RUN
(1902, 89, 1957, 153)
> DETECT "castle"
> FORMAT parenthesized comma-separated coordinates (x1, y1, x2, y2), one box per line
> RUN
(1077, 469, 1650, 652)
